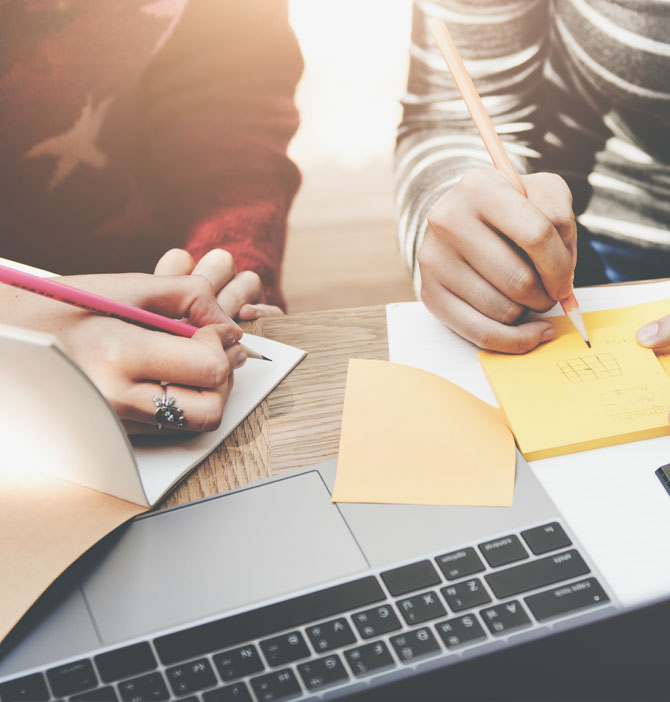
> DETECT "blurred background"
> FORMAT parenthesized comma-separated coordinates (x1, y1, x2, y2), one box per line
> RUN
(283, 0, 415, 312)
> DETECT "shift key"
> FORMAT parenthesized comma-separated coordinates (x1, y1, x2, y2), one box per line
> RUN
(485, 550, 589, 599)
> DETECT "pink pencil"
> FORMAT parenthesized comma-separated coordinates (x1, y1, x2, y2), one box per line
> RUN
(0, 263, 271, 360)
(428, 18, 591, 348)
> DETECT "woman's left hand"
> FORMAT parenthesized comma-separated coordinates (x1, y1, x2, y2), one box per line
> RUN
(154, 248, 284, 321)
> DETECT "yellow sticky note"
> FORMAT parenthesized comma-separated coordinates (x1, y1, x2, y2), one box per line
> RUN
(480, 318, 670, 461)
(332, 359, 516, 506)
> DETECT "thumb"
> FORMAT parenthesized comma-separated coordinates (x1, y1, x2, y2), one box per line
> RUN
(637, 315, 670, 352)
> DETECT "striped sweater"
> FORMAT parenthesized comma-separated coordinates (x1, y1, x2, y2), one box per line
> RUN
(395, 0, 670, 292)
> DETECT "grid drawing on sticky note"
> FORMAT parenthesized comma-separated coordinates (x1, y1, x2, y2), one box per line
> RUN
(558, 354, 622, 384)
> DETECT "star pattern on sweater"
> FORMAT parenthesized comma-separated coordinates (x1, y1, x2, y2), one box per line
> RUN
(25, 94, 114, 191)
(141, 0, 187, 53)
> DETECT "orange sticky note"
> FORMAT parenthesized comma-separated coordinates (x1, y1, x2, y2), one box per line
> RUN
(480, 302, 670, 461)
(332, 359, 516, 506)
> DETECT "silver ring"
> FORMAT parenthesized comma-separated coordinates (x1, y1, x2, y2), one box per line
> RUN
(153, 382, 186, 430)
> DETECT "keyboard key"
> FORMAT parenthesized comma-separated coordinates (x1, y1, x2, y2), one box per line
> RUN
(480, 601, 531, 635)
(397, 591, 446, 625)
(381, 560, 441, 596)
(213, 645, 264, 682)
(95, 642, 157, 683)
(478, 535, 528, 567)
(440, 578, 491, 612)
(307, 618, 356, 653)
(119, 672, 169, 701)
(344, 641, 395, 678)
(250, 669, 301, 702)
(155, 575, 384, 664)
(165, 658, 217, 696)
(298, 654, 349, 691)
(390, 627, 441, 663)
(0, 673, 50, 701)
(47, 659, 98, 698)
(521, 522, 572, 555)
(485, 549, 590, 599)
(435, 547, 485, 581)
(203, 683, 253, 702)
(352, 604, 401, 639)
(436, 614, 487, 648)
(525, 577, 610, 621)
(71, 686, 118, 701)
(260, 631, 310, 667)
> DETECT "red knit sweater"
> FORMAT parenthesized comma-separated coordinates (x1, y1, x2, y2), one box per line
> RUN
(0, 0, 302, 308)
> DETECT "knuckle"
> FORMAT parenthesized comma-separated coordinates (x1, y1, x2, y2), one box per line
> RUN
(511, 333, 536, 355)
(198, 394, 226, 432)
(198, 352, 229, 387)
(507, 266, 538, 300)
(474, 327, 501, 351)
(497, 298, 525, 325)
(190, 274, 214, 298)
(524, 215, 554, 250)
(459, 168, 488, 192)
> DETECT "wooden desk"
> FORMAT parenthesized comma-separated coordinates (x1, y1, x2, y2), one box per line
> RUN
(160, 306, 389, 509)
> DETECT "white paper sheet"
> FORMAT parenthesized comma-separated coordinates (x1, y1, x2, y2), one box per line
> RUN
(132, 333, 306, 505)
(387, 282, 670, 606)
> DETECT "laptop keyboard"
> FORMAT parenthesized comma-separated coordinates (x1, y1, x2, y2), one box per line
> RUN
(0, 521, 612, 702)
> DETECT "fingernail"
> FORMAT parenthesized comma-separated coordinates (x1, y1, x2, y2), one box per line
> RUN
(235, 350, 247, 368)
(224, 332, 237, 347)
(637, 322, 659, 346)
(541, 327, 555, 342)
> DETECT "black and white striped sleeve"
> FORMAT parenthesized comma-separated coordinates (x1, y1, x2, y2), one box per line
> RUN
(394, 0, 550, 292)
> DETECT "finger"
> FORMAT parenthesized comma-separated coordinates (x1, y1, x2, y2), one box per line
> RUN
(637, 315, 670, 352)
(216, 271, 265, 318)
(423, 255, 530, 325)
(425, 216, 555, 312)
(154, 249, 196, 276)
(471, 171, 574, 301)
(421, 280, 556, 354)
(190, 249, 237, 294)
(522, 173, 577, 267)
(123, 374, 235, 433)
(237, 303, 284, 321)
(132, 273, 238, 328)
(120, 324, 244, 387)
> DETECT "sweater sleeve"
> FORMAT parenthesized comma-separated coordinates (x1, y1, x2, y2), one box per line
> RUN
(139, 0, 302, 309)
(395, 0, 552, 294)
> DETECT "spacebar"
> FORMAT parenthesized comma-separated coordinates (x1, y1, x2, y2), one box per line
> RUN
(154, 575, 385, 665)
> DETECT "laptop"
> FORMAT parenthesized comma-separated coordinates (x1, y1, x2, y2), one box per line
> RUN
(3, 449, 667, 702)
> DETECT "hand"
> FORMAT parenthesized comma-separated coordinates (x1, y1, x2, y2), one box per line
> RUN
(154, 248, 284, 321)
(419, 168, 577, 353)
(0, 273, 246, 435)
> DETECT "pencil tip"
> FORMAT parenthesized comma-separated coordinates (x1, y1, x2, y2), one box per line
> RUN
(585, 340, 591, 348)
(262, 355, 272, 362)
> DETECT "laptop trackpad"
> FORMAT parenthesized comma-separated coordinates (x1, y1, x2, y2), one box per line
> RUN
(83, 471, 368, 645)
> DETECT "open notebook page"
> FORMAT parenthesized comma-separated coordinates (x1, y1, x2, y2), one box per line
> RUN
(386, 281, 670, 607)
(133, 334, 305, 505)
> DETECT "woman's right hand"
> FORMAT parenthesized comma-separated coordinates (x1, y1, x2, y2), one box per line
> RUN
(418, 168, 578, 353)
(0, 272, 246, 435)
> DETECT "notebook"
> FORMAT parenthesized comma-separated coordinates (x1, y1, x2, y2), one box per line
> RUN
(0, 322, 305, 645)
